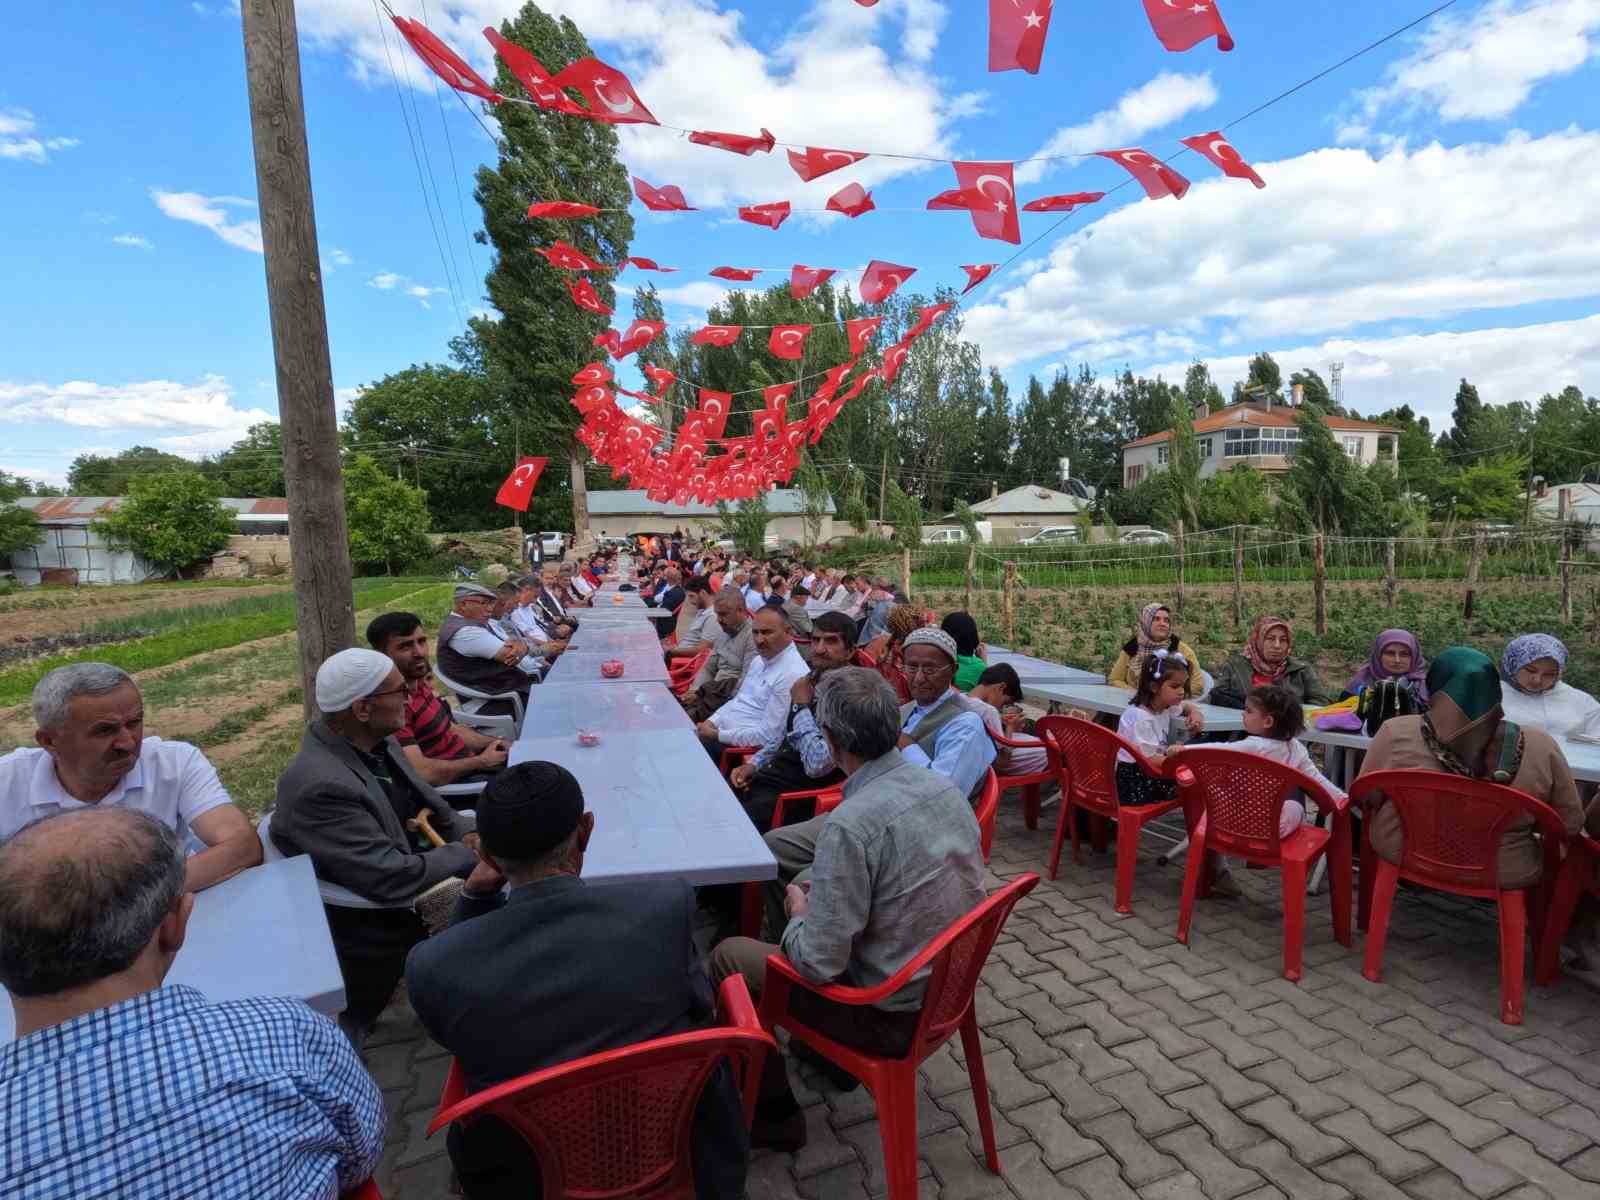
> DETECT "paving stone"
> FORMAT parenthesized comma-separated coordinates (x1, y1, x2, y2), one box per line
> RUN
(1394, 1123, 1522, 1199)
(1049, 1027, 1136, 1083)
(1233, 1188, 1290, 1200)
(1028, 968, 1098, 1011)
(1180, 1048, 1274, 1110)
(981, 961, 1042, 1002)
(974, 987, 1021, 1029)
(1081, 1111, 1186, 1188)
(1070, 1000, 1146, 1048)
(1194, 992, 1279, 1036)
(1001, 918, 1068, 957)
(1545, 1101, 1600, 1144)
(1519, 1033, 1600, 1071)
(745, 1151, 806, 1200)
(1167, 1084, 1266, 1152)
(1004, 991, 1085, 1040)
(1566, 1146, 1600, 1182)
(996, 1143, 1092, 1200)
(1441, 1023, 1553, 1078)
(1111, 1037, 1203, 1095)
(1238, 1096, 1349, 1166)
(1468, 1096, 1591, 1163)
(1145, 961, 1224, 1003)
(1186, 1019, 1277, 1070)
(1320, 1073, 1426, 1136)
(1320, 1039, 1420, 1093)
(795, 1159, 872, 1200)
(1063, 1153, 1142, 1200)
(987, 1017, 1067, 1074)
(1381, 1016, 1477, 1068)
(1320, 1110, 1432, 1181)
(1254, 976, 1339, 1018)
(1237, 1139, 1353, 1199)
(933, 1084, 1030, 1158)
(1122, 1010, 1208, 1059)
(1251, 1003, 1341, 1048)
(1245, 1060, 1349, 1121)
(393, 1107, 444, 1169)
(793, 1103, 859, 1177)
(1456, 1060, 1568, 1116)
(1154, 1125, 1264, 1200)
(1008, 1097, 1104, 1171)
(364, 1042, 419, 1091)
(1025, 1056, 1122, 1123)
(1137, 1171, 1208, 1199)
(1253, 1029, 1342, 1081)
(387, 1149, 455, 1198)
(919, 1127, 1010, 1199)
(1527, 1065, 1600, 1112)
(1067, 911, 1136, 944)
(1097, 1070, 1191, 1138)
(1317, 1005, 1409, 1058)
(1139, 985, 1211, 1028)
(992, 939, 1057, 977)
(402, 1052, 453, 1114)
(1313, 1153, 1417, 1200)
(1039, 947, 1111, 987)
(1391, 1083, 1502, 1150)
(921, 1045, 976, 1098)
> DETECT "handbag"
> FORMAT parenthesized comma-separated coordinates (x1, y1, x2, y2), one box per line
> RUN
(1356, 679, 1420, 737)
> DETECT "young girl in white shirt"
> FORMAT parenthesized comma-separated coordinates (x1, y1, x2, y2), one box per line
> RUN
(1217, 685, 1344, 838)
(1116, 651, 1205, 806)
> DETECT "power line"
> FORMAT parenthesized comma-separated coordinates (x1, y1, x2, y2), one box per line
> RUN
(419, 0, 487, 295)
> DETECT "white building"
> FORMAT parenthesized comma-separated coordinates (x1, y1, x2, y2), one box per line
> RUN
(938, 484, 1085, 545)
(583, 488, 835, 544)
(1121, 399, 1399, 489)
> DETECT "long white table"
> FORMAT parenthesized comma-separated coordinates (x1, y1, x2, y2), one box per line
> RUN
(1, 855, 343, 1043)
(548, 644, 671, 683)
(1299, 723, 1600, 785)
(567, 623, 667, 654)
(986, 646, 1105, 694)
(510, 682, 777, 887)
(1029, 682, 1247, 734)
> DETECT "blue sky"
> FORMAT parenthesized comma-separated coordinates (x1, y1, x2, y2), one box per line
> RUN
(3, 0, 1598, 487)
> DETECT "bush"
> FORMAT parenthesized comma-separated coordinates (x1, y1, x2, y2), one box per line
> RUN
(95, 472, 236, 576)
(345, 455, 433, 575)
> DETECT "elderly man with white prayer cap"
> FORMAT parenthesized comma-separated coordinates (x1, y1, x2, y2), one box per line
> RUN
(272, 646, 478, 1042)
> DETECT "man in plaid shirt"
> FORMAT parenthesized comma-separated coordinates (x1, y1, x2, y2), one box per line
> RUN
(0, 808, 385, 1199)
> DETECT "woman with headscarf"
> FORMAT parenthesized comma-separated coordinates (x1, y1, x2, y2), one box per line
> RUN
(1498, 634, 1600, 738)
(1108, 602, 1204, 699)
(1210, 614, 1327, 710)
(1359, 646, 1582, 888)
(1344, 629, 1429, 704)
(940, 612, 988, 692)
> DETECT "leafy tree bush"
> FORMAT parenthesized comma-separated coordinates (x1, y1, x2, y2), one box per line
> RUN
(1197, 465, 1270, 529)
(69, 446, 197, 495)
(344, 455, 433, 575)
(95, 472, 236, 576)
(714, 493, 772, 559)
(0, 472, 42, 560)
(884, 479, 924, 551)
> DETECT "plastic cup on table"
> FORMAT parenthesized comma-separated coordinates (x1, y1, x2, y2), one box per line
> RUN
(576, 729, 601, 747)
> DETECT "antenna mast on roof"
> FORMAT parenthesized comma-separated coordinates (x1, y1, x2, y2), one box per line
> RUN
(1329, 361, 1345, 409)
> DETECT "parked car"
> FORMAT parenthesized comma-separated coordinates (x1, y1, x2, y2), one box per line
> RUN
(525, 531, 568, 562)
(1119, 528, 1173, 546)
(923, 521, 995, 546)
(1018, 525, 1082, 546)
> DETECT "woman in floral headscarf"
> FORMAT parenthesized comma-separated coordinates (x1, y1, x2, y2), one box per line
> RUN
(1108, 602, 1204, 698)
(1344, 629, 1430, 704)
(1498, 634, 1600, 738)
(1210, 614, 1328, 709)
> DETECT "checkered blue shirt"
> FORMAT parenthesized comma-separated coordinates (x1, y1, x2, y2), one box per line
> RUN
(1, 985, 385, 1199)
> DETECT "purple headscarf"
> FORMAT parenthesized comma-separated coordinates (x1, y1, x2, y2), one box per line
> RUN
(1346, 629, 1428, 701)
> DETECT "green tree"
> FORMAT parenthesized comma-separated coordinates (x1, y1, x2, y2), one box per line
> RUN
(1010, 375, 1059, 487)
(1441, 455, 1529, 522)
(1282, 407, 1353, 532)
(1105, 472, 1172, 527)
(0, 470, 62, 498)
(1288, 368, 1335, 415)
(1232, 352, 1282, 404)
(343, 454, 433, 575)
(206, 422, 286, 496)
(1197, 465, 1270, 529)
(793, 454, 831, 551)
(0, 472, 41, 559)
(94, 472, 235, 576)
(972, 370, 1014, 491)
(714, 494, 772, 558)
(1165, 393, 1201, 529)
(1184, 361, 1226, 414)
(1437, 378, 1486, 462)
(475, 3, 636, 530)
(68, 446, 196, 495)
(840, 465, 871, 536)
(1529, 385, 1600, 485)
(884, 478, 924, 551)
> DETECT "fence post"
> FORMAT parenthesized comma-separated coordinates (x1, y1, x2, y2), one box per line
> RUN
(1562, 555, 1573, 624)
(1384, 537, 1398, 610)
(900, 547, 912, 599)
(1313, 532, 1327, 637)
(1003, 560, 1017, 646)
(964, 543, 976, 613)
(1464, 524, 1484, 618)
(1175, 519, 1186, 617)
(1232, 526, 1244, 631)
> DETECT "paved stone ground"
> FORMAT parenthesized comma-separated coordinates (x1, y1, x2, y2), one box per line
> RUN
(370, 803, 1600, 1199)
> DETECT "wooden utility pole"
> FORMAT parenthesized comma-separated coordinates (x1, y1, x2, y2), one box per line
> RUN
(1384, 537, 1398, 610)
(1003, 560, 1018, 646)
(241, 0, 353, 717)
(963, 542, 977, 614)
(1174, 519, 1187, 617)
(570, 457, 591, 553)
(1232, 526, 1245, 631)
(1313, 532, 1327, 636)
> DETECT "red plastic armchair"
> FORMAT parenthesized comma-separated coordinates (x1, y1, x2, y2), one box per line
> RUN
(737, 783, 845, 940)
(758, 874, 1041, 1200)
(718, 746, 760, 778)
(1351, 770, 1568, 1025)
(855, 649, 878, 670)
(987, 725, 1055, 830)
(668, 647, 710, 697)
(342, 1182, 381, 1200)
(1535, 831, 1600, 985)
(427, 975, 775, 1198)
(1173, 748, 1353, 982)
(1036, 715, 1184, 914)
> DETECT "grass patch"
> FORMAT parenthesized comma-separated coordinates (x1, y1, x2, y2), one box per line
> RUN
(216, 720, 309, 820)
(0, 577, 286, 615)
(190, 688, 303, 750)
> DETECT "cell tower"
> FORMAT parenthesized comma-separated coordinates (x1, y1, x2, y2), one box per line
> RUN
(1329, 361, 1345, 409)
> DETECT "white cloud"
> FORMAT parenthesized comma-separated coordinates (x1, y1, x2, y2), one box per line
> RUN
(150, 190, 264, 253)
(1356, 0, 1600, 124)
(330, 247, 353, 265)
(0, 375, 275, 455)
(112, 234, 154, 251)
(654, 281, 740, 311)
(0, 107, 79, 164)
(368, 269, 445, 307)
(1137, 314, 1600, 433)
(964, 129, 1600, 370)
(1016, 72, 1218, 185)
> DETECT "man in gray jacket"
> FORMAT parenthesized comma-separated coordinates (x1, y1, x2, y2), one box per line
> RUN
(273, 647, 477, 1040)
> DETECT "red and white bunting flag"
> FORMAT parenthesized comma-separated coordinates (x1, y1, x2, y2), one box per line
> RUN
(952, 160, 1020, 243)
(738, 201, 791, 230)
(709, 266, 761, 281)
(696, 390, 732, 438)
(606, 320, 665, 360)
(690, 325, 742, 346)
(769, 325, 812, 361)
(394, 17, 502, 104)
(621, 256, 676, 272)
(1021, 190, 1105, 212)
(494, 456, 548, 510)
(567, 278, 612, 315)
(906, 302, 954, 342)
(527, 200, 600, 219)
(960, 264, 996, 293)
(879, 339, 913, 386)
(688, 127, 776, 155)
(1095, 148, 1190, 200)
(763, 383, 795, 418)
(845, 316, 884, 355)
(787, 146, 869, 181)
(644, 365, 677, 396)
(572, 362, 612, 386)
(1178, 130, 1265, 188)
(826, 182, 876, 218)
(790, 265, 836, 299)
(1143, 0, 1234, 52)
(548, 58, 658, 125)
(538, 240, 606, 271)
(859, 260, 917, 304)
(483, 28, 577, 113)
(632, 177, 696, 212)
(988, 0, 1053, 74)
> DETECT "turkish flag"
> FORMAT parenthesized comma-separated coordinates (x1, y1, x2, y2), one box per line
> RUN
(572, 384, 614, 415)
(567, 278, 612, 315)
(790, 265, 836, 299)
(763, 383, 795, 419)
(738, 201, 791, 230)
(538, 240, 607, 271)
(696, 390, 732, 438)
(494, 456, 548, 510)
(572, 361, 611, 386)
(1179, 130, 1265, 188)
(633, 177, 696, 211)
(846, 316, 884, 355)
(688, 127, 775, 156)
(604, 319, 665, 360)
(859, 260, 916, 304)
(769, 325, 812, 361)
(1143, 0, 1234, 52)
(709, 267, 761, 281)
(1022, 190, 1105, 212)
(690, 324, 742, 346)
(906, 302, 954, 341)
(826, 182, 875, 218)
(483, 28, 579, 113)
(393, 17, 502, 104)
(548, 58, 658, 125)
(527, 200, 600, 219)
(952, 161, 1020, 243)
(644, 364, 677, 396)
(988, 0, 1053, 73)
(960, 264, 996, 293)
(926, 187, 981, 211)
(878, 339, 913, 386)
(1096, 148, 1190, 199)
(621, 256, 676, 272)
(593, 329, 622, 357)
(787, 146, 869, 181)
(810, 360, 858, 408)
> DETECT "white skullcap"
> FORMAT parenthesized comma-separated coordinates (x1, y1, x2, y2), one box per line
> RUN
(315, 648, 396, 714)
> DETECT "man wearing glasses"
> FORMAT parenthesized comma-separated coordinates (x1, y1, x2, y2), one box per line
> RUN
(895, 628, 995, 801)
(436, 583, 540, 716)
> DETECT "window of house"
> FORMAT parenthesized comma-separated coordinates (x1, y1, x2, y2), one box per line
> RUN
(1200, 438, 1213, 458)
(1223, 425, 1300, 459)
(1343, 436, 1363, 461)
(1126, 464, 1144, 486)
(1157, 444, 1169, 464)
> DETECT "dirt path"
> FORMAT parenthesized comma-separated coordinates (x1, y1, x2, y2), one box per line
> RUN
(0, 584, 288, 641)
(204, 702, 307, 765)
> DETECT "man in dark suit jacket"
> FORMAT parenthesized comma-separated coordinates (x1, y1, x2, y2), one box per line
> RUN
(273, 648, 477, 1040)
(406, 762, 747, 1199)
(643, 564, 687, 639)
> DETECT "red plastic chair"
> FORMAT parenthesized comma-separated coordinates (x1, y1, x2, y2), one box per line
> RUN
(669, 647, 710, 697)
(427, 975, 775, 1198)
(1036, 715, 1184, 914)
(1535, 831, 1600, 985)
(1174, 748, 1352, 982)
(342, 1182, 382, 1200)
(718, 746, 760, 778)
(855, 648, 878, 670)
(1351, 770, 1568, 1025)
(758, 874, 1041, 1200)
(987, 725, 1055, 831)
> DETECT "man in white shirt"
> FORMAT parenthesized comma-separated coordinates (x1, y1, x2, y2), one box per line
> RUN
(0, 663, 261, 892)
(695, 606, 809, 759)
(744, 569, 769, 615)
